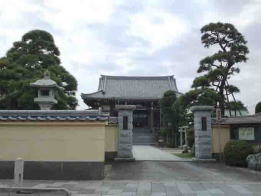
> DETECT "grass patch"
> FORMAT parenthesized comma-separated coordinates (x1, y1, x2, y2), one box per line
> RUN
(173, 153, 193, 159)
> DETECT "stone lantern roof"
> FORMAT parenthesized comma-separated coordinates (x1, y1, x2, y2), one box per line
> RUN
(30, 70, 58, 88)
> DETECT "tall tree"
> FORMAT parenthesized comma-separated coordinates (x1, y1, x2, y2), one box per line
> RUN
(160, 90, 177, 126)
(0, 30, 77, 109)
(160, 90, 185, 146)
(193, 22, 249, 115)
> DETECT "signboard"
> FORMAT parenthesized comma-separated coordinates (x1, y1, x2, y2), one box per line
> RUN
(239, 127, 255, 140)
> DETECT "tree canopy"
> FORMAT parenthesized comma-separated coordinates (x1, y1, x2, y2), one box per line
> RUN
(0, 30, 78, 109)
(160, 90, 186, 146)
(160, 90, 177, 126)
(192, 22, 249, 115)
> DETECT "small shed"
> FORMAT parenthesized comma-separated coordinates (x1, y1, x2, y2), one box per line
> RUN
(212, 113, 261, 155)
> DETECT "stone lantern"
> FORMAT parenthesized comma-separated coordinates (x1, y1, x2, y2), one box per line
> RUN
(30, 70, 58, 110)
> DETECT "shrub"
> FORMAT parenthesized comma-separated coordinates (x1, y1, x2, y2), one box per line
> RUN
(224, 140, 254, 166)
(159, 129, 168, 137)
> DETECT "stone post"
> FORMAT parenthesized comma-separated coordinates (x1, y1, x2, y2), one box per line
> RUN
(14, 158, 24, 186)
(150, 102, 154, 132)
(184, 129, 188, 146)
(191, 106, 214, 160)
(180, 130, 183, 147)
(115, 105, 136, 161)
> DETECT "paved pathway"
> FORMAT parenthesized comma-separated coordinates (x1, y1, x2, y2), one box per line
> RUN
(1, 156, 261, 195)
(1, 179, 261, 195)
(133, 145, 184, 161)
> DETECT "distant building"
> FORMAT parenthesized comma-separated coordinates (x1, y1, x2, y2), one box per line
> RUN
(81, 75, 181, 132)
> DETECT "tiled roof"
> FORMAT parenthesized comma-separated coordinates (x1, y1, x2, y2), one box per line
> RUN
(81, 75, 181, 100)
(0, 110, 108, 122)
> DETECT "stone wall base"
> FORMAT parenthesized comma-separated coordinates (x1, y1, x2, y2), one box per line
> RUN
(0, 188, 70, 195)
(192, 158, 216, 162)
(114, 157, 135, 162)
(0, 161, 104, 180)
(105, 152, 117, 162)
(212, 153, 225, 162)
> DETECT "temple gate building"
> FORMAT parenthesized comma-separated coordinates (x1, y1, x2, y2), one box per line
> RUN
(81, 75, 181, 144)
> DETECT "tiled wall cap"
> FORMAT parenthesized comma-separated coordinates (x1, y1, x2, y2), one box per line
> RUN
(190, 105, 214, 112)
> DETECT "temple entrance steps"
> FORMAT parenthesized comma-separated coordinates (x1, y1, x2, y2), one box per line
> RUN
(132, 128, 155, 145)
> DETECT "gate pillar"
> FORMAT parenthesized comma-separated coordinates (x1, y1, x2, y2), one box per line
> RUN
(191, 105, 215, 161)
(115, 105, 136, 161)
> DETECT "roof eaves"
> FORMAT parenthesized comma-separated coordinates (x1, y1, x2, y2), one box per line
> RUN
(81, 90, 105, 98)
(214, 114, 261, 125)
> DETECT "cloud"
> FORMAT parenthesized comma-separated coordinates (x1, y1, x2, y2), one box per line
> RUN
(41, 0, 115, 31)
(128, 8, 188, 51)
(0, 0, 260, 112)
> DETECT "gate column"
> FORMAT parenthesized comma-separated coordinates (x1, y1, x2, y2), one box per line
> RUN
(191, 105, 215, 161)
(115, 105, 136, 161)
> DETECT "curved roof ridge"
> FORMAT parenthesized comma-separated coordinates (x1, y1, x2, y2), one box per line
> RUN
(100, 75, 175, 80)
(82, 74, 181, 102)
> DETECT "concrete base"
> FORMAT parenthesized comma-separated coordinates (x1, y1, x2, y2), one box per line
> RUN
(0, 160, 104, 180)
(192, 158, 216, 162)
(105, 152, 117, 162)
(114, 157, 135, 162)
(0, 187, 70, 195)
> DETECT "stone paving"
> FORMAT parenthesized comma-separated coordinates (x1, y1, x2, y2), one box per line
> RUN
(1, 160, 261, 195)
(133, 145, 184, 161)
(1, 147, 261, 195)
(1, 179, 261, 195)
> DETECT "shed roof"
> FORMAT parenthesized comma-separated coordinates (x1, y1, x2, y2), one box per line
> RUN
(214, 113, 261, 125)
(81, 75, 180, 101)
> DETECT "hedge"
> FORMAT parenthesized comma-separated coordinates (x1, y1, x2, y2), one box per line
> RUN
(224, 140, 254, 166)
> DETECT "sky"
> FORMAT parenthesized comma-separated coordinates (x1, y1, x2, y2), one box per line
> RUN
(0, 0, 260, 113)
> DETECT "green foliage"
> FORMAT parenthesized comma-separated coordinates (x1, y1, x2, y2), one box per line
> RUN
(224, 140, 254, 166)
(0, 30, 78, 109)
(191, 76, 210, 88)
(160, 90, 186, 146)
(160, 90, 177, 127)
(194, 22, 249, 115)
(186, 128, 194, 148)
(179, 88, 220, 109)
(226, 101, 247, 111)
(160, 91, 187, 130)
(159, 129, 168, 137)
(255, 102, 261, 113)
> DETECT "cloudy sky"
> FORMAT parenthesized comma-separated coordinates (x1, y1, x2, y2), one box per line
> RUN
(0, 0, 260, 113)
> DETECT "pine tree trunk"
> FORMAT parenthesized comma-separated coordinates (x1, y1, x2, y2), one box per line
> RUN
(219, 72, 229, 116)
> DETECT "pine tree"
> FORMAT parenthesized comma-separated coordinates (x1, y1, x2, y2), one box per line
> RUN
(193, 22, 249, 115)
(0, 30, 77, 109)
